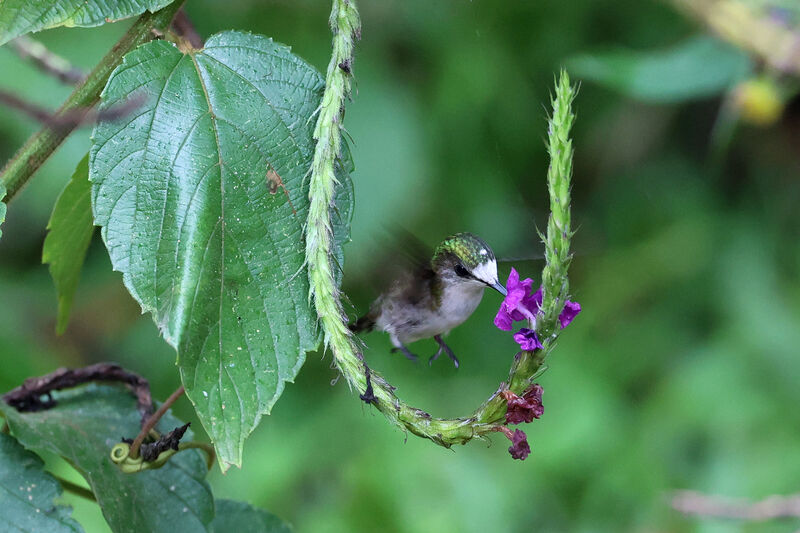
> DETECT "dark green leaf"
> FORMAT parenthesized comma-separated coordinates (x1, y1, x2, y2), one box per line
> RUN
(569, 36, 752, 102)
(210, 500, 291, 532)
(43, 155, 95, 335)
(90, 32, 354, 470)
(0, 0, 176, 46)
(1, 384, 214, 533)
(0, 433, 84, 533)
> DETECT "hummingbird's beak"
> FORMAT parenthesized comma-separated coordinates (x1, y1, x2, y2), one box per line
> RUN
(490, 280, 507, 296)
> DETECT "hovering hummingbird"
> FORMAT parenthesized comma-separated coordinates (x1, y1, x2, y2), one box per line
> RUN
(351, 233, 508, 368)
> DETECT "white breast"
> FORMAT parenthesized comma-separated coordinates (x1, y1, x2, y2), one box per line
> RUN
(399, 282, 485, 343)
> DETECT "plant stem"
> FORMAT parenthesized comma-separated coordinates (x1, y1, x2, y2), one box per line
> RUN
(0, 1, 184, 202)
(56, 476, 96, 502)
(129, 385, 185, 459)
(306, 1, 578, 449)
(178, 441, 216, 471)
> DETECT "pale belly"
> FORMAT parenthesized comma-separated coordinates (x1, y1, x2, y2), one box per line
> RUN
(376, 284, 485, 344)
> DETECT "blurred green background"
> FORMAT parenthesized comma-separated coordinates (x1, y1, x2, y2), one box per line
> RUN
(2, 1, 800, 531)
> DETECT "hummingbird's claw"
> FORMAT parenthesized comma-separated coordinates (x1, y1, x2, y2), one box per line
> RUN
(390, 344, 419, 362)
(428, 345, 444, 366)
(433, 335, 459, 368)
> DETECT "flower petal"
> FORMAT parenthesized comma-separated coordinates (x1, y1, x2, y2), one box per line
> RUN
(503, 384, 544, 425)
(494, 309, 515, 331)
(508, 429, 530, 460)
(559, 300, 581, 329)
(513, 328, 543, 351)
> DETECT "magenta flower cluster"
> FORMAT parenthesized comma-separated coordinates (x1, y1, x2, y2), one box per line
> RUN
(494, 268, 581, 351)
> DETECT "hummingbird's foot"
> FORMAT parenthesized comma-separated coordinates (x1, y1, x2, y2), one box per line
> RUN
(390, 344, 419, 362)
(433, 335, 459, 368)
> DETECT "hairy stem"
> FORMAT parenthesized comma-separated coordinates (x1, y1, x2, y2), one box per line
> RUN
(306, 3, 577, 448)
(0, 1, 184, 202)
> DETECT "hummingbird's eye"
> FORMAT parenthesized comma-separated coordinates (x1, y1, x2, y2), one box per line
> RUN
(454, 264, 470, 278)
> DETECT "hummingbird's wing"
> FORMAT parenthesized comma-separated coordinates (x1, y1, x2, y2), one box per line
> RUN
(349, 227, 436, 332)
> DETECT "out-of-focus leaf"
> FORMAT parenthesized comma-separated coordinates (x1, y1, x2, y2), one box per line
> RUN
(210, 500, 291, 533)
(1, 384, 214, 533)
(0, 0, 176, 46)
(569, 36, 752, 102)
(0, 433, 84, 533)
(90, 32, 353, 470)
(42, 155, 94, 334)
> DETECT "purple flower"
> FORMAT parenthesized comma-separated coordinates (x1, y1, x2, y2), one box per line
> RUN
(508, 429, 530, 460)
(494, 268, 534, 331)
(559, 301, 581, 329)
(502, 384, 544, 425)
(513, 328, 542, 351)
(494, 268, 581, 338)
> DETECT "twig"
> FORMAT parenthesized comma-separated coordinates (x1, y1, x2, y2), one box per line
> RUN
(2, 363, 153, 425)
(672, 490, 800, 521)
(9, 36, 86, 85)
(171, 7, 204, 49)
(128, 385, 185, 460)
(0, 89, 146, 129)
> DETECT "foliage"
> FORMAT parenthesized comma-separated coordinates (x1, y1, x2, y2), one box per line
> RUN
(569, 36, 752, 102)
(0, 433, 83, 533)
(2, 384, 214, 533)
(90, 30, 352, 471)
(1, 0, 799, 532)
(210, 500, 291, 533)
(43, 154, 93, 334)
(0, 0, 175, 46)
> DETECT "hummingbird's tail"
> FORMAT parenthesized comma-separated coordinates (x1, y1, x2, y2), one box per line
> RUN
(349, 314, 375, 333)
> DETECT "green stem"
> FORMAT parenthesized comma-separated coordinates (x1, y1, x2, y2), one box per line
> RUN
(56, 476, 96, 502)
(178, 441, 216, 471)
(306, 2, 577, 448)
(0, 1, 184, 202)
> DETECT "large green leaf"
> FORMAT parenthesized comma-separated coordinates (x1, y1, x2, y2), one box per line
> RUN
(2, 384, 214, 533)
(0, 0, 176, 46)
(0, 433, 84, 533)
(43, 155, 95, 335)
(210, 500, 291, 532)
(569, 36, 752, 102)
(90, 32, 353, 470)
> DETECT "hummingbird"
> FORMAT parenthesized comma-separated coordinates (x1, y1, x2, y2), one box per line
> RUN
(351, 233, 508, 368)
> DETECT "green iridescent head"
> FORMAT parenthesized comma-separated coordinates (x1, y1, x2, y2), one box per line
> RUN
(432, 233, 506, 295)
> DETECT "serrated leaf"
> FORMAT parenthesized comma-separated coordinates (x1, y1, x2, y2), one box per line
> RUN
(43, 155, 95, 335)
(1, 384, 214, 533)
(569, 35, 752, 102)
(90, 32, 353, 470)
(210, 500, 291, 533)
(0, 433, 84, 533)
(0, 0, 176, 46)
